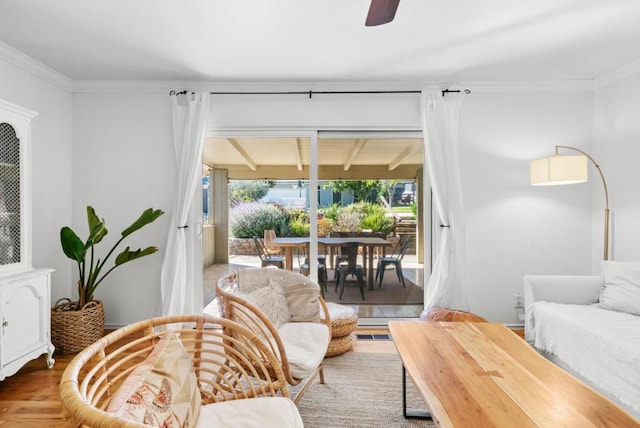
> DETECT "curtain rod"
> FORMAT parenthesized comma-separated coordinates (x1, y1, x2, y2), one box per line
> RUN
(169, 88, 470, 98)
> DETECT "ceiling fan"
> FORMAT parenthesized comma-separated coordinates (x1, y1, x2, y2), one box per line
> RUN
(365, 0, 400, 26)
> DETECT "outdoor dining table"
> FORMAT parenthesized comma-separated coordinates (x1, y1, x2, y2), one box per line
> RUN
(269, 236, 391, 290)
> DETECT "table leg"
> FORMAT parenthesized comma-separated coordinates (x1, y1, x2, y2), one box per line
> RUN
(367, 245, 375, 290)
(402, 365, 432, 419)
(284, 247, 293, 270)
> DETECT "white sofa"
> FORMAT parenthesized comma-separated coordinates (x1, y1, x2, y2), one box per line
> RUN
(524, 274, 640, 420)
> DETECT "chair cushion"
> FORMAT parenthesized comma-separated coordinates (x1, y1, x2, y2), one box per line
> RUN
(106, 332, 201, 427)
(278, 322, 330, 379)
(196, 397, 303, 428)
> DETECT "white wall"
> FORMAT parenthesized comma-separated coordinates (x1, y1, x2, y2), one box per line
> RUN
(0, 59, 73, 303)
(72, 93, 174, 326)
(208, 90, 594, 324)
(461, 91, 593, 322)
(594, 70, 640, 266)
(0, 58, 600, 325)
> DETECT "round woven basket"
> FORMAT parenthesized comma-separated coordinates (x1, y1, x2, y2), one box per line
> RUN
(51, 299, 105, 354)
(321, 302, 358, 338)
(326, 334, 353, 357)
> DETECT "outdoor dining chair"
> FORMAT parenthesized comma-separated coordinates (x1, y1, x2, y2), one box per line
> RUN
(375, 235, 411, 288)
(335, 242, 365, 300)
(253, 236, 285, 268)
(263, 229, 282, 255)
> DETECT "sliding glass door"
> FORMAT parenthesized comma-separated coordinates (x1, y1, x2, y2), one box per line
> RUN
(202, 130, 425, 322)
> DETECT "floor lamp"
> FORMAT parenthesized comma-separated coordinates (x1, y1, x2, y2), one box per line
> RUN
(530, 145, 610, 260)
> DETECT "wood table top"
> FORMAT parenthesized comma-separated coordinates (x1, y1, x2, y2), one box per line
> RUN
(388, 321, 640, 428)
(271, 236, 391, 246)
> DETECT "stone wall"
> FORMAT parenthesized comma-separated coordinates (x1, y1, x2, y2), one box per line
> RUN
(229, 238, 257, 256)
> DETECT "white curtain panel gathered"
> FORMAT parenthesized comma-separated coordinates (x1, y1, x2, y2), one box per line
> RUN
(160, 92, 211, 317)
(421, 90, 469, 311)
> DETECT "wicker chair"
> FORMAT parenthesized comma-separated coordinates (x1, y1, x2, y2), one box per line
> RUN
(216, 268, 331, 404)
(59, 315, 303, 428)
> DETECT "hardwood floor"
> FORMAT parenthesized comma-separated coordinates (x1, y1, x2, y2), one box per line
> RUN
(0, 326, 524, 426)
(0, 353, 71, 427)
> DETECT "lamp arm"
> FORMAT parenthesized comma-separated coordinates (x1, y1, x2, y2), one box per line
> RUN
(556, 145, 610, 260)
(555, 145, 609, 210)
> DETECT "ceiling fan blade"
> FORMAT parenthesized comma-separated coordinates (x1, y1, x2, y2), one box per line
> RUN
(365, 0, 400, 26)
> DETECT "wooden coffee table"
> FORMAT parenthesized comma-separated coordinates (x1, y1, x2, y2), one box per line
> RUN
(389, 321, 640, 427)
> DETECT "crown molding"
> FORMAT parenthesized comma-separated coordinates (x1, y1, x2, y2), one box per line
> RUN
(594, 58, 640, 90)
(0, 98, 38, 119)
(0, 41, 73, 91)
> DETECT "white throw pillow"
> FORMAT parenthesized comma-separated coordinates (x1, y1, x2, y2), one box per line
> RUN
(241, 283, 291, 329)
(600, 261, 640, 316)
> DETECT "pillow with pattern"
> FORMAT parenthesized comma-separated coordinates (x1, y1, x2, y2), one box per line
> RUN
(106, 332, 201, 427)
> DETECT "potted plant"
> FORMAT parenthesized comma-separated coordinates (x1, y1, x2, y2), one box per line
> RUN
(52, 205, 164, 353)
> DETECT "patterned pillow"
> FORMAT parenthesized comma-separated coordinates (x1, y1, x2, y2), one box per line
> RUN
(106, 332, 201, 427)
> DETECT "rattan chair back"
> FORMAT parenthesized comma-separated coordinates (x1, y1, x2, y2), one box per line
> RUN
(216, 270, 331, 403)
(59, 315, 289, 428)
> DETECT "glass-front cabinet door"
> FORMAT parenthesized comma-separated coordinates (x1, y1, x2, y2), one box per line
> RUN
(0, 100, 36, 272)
(0, 121, 21, 266)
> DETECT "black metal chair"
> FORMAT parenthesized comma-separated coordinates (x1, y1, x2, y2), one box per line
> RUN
(253, 236, 285, 268)
(330, 231, 354, 280)
(335, 242, 365, 300)
(297, 244, 328, 297)
(376, 236, 411, 288)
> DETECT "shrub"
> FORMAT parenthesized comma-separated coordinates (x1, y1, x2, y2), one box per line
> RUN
(361, 211, 395, 234)
(320, 203, 340, 221)
(289, 219, 310, 237)
(287, 209, 310, 237)
(230, 202, 289, 238)
(317, 217, 334, 236)
(334, 211, 362, 232)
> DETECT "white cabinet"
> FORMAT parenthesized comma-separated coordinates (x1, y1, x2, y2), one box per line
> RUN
(0, 99, 54, 380)
(0, 269, 54, 380)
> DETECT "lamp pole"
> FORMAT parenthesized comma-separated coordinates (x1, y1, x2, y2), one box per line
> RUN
(556, 146, 610, 260)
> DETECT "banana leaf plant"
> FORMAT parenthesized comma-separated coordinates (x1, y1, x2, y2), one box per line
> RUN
(60, 206, 164, 308)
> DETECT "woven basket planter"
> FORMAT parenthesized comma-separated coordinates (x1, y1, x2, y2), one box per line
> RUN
(51, 299, 105, 354)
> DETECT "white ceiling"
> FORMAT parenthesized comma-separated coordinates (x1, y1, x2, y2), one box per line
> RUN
(1, 0, 640, 84)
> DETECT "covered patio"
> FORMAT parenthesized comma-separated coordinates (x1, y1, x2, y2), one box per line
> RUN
(202, 132, 427, 321)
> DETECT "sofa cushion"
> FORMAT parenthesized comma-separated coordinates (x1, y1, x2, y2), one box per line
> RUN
(600, 261, 640, 316)
(278, 322, 330, 379)
(530, 301, 640, 416)
(106, 332, 201, 427)
(196, 397, 303, 428)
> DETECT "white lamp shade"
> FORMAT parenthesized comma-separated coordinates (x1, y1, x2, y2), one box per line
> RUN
(530, 155, 588, 185)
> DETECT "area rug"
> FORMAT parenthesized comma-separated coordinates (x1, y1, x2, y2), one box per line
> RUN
(323, 269, 423, 305)
(295, 352, 435, 428)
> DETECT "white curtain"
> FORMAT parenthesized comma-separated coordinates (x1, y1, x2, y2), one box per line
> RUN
(421, 90, 469, 310)
(160, 92, 211, 317)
